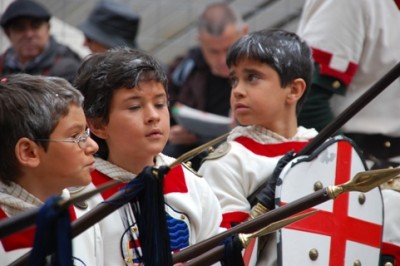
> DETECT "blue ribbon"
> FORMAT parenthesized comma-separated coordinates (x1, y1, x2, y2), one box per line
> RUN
(29, 196, 72, 266)
(104, 165, 172, 266)
(221, 235, 245, 266)
(103, 173, 145, 207)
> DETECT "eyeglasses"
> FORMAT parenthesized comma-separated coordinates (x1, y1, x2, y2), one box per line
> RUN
(34, 129, 91, 150)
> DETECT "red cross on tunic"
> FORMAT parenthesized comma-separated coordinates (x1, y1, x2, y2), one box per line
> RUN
(281, 141, 382, 265)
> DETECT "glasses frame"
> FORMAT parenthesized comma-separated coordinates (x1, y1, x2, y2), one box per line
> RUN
(34, 129, 91, 150)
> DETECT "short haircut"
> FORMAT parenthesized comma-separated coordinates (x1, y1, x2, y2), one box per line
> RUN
(0, 74, 83, 185)
(74, 47, 168, 159)
(226, 29, 314, 113)
(198, 2, 244, 36)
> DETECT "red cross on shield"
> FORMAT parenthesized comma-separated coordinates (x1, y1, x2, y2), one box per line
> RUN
(275, 136, 383, 265)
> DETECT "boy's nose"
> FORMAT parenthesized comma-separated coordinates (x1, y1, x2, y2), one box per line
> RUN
(86, 137, 99, 154)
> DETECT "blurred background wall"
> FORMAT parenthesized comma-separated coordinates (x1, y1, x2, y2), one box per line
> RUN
(0, 0, 305, 65)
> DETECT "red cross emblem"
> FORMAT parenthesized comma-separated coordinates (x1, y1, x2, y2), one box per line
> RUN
(277, 139, 383, 265)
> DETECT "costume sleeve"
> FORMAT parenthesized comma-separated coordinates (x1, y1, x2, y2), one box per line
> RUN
(188, 173, 225, 241)
(296, 0, 364, 131)
(297, 0, 364, 86)
(164, 165, 223, 244)
(382, 189, 400, 247)
(298, 64, 347, 131)
(199, 143, 276, 228)
(381, 189, 400, 264)
(200, 158, 250, 228)
(0, 244, 31, 266)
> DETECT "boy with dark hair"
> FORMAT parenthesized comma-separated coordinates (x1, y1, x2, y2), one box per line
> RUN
(74, 47, 222, 265)
(0, 74, 101, 265)
(198, 29, 318, 265)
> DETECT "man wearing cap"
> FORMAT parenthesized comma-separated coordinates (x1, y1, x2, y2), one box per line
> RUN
(0, 0, 81, 83)
(79, 0, 140, 53)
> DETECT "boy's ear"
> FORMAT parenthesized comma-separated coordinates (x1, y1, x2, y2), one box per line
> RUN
(15, 138, 41, 168)
(287, 78, 306, 104)
(88, 118, 108, 139)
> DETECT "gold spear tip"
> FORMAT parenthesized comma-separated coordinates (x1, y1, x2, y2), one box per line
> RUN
(169, 133, 229, 168)
(329, 167, 400, 198)
(239, 210, 318, 248)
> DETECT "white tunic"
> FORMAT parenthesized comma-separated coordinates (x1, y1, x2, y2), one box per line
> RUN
(86, 153, 223, 265)
(199, 125, 317, 265)
(199, 125, 317, 226)
(0, 183, 103, 266)
(297, 0, 400, 136)
(381, 188, 400, 264)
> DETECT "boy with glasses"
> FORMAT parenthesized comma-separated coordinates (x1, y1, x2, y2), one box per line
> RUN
(0, 74, 101, 265)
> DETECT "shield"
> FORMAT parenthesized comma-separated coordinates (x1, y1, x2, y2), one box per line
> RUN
(275, 135, 383, 266)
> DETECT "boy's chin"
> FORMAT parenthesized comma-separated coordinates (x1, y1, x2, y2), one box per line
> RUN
(75, 174, 93, 187)
(236, 120, 251, 126)
(148, 143, 167, 155)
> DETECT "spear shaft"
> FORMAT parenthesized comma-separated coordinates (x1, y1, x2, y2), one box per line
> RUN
(8, 186, 133, 266)
(187, 211, 319, 266)
(173, 188, 328, 263)
(0, 180, 119, 239)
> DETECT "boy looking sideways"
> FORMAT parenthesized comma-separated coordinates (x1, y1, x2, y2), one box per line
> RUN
(199, 29, 318, 265)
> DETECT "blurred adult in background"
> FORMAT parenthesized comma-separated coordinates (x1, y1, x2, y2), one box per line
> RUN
(0, 0, 81, 83)
(79, 0, 140, 53)
(296, 0, 400, 169)
(163, 2, 248, 170)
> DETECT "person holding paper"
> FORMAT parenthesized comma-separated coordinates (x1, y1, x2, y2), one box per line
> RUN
(164, 2, 248, 170)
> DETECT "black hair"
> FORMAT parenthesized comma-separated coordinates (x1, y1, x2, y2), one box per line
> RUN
(226, 29, 314, 113)
(74, 47, 168, 159)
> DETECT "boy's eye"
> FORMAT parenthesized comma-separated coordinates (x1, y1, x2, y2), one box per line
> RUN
(229, 76, 238, 88)
(71, 131, 84, 138)
(247, 74, 259, 82)
(70, 129, 87, 141)
(155, 102, 166, 109)
(128, 105, 140, 110)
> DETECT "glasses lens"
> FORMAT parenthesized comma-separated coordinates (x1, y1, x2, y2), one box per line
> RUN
(77, 129, 90, 149)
